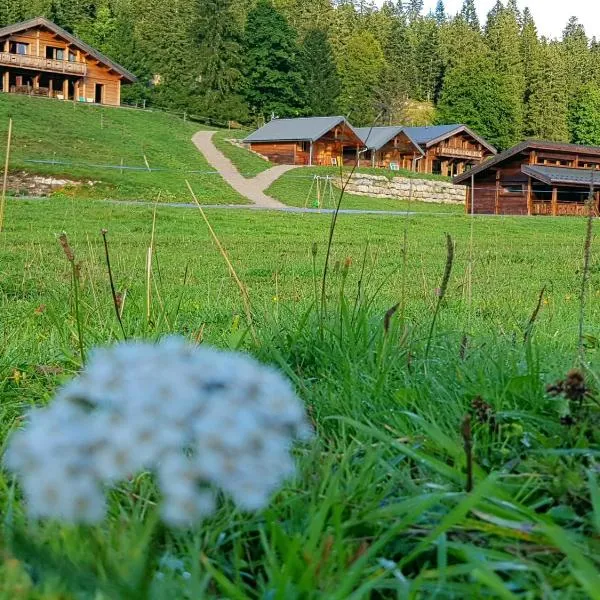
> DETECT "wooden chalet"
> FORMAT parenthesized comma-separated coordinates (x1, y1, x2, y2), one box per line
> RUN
(355, 124, 497, 176)
(454, 140, 600, 216)
(244, 116, 364, 166)
(0, 17, 136, 106)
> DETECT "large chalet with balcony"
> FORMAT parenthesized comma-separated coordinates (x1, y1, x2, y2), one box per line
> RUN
(454, 140, 600, 216)
(0, 17, 136, 106)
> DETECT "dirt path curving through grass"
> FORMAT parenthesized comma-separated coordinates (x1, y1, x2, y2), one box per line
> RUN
(192, 131, 297, 208)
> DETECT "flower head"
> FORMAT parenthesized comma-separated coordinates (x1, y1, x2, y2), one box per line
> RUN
(4, 338, 311, 526)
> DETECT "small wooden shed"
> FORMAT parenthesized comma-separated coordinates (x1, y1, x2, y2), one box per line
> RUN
(244, 116, 364, 166)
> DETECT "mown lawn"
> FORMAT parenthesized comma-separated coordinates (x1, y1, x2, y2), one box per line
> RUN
(267, 167, 464, 213)
(1, 198, 600, 597)
(211, 129, 273, 178)
(0, 94, 247, 204)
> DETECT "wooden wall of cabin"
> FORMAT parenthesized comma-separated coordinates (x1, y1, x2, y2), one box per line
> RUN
(0, 27, 122, 105)
(250, 142, 297, 164)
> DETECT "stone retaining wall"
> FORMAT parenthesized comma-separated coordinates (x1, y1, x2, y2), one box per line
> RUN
(335, 173, 466, 205)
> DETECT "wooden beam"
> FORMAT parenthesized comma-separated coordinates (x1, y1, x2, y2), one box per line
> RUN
(36, 30, 40, 57)
(3, 71, 8, 92)
(551, 186, 558, 216)
(495, 172, 500, 215)
(63, 78, 68, 100)
(527, 176, 532, 215)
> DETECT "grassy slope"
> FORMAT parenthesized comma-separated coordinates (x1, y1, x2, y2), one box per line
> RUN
(0, 94, 247, 204)
(2, 200, 600, 597)
(211, 129, 273, 178)
(267, 166, 463, 212)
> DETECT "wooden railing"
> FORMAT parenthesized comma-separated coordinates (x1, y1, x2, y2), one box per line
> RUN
(0, 52, 86, 76)
(532, 201, 589, 216)
(435, 145, 483, 160)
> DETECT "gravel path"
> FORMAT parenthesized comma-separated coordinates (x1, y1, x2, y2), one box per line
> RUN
(192, 131, 296, 208)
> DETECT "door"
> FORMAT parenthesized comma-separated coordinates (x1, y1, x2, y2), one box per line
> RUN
(94, 83, 104, 104)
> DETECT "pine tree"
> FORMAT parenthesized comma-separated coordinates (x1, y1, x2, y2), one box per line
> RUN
(194, 0, 247, 122)
(243, 0, 306, 118)
(437, 16, 512, 149)
(569, 83, 600, 145)
(562, 17, 591, 102)
(300, 28, 341, 115)
(405, 0, 423, 23)
(460, 0, 479, 31)
(337, 30, 385, 124)
(485, 1, 525, 146)
(434, 0, 446, 25)
(526, 40, 570, 141)
(520, 7, 540, 136)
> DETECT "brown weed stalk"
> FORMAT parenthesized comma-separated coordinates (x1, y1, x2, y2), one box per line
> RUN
(101, 229, 127, 339)
(425, 233, 455, 359)
(186, 180, 258, 345)
(58, 232, 85, 365)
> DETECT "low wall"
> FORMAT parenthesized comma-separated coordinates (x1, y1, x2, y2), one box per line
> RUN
(334, 173, 466, 205)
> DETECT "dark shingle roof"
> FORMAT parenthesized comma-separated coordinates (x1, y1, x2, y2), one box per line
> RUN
(522, 165, 600, 187)
(244, 116, 360, 144)
(454, 140, 600, 184)
(354, 126, 424, 154)
(0, 17, 136, 82)
(403, 125, 461, 145)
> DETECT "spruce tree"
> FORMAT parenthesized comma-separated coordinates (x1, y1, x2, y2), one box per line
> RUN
(434, 0, 446, 25)
(337, 30, 385, 125)
(300, 29, 341, 116)
(526, 40, 570, 141)
(243, 0, 306, 119)
(460, 0, 479, 31)
(485, 1, 525, 146)
(195, 0, 247, 122)
(520, 7, 540, 136)
(569, 83, 600, 145)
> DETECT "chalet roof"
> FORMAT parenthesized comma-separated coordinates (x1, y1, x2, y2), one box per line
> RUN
(244, 116, 360, 144)
(454, 140, 600, 184)
(522, 165, 600, 187)
(354, 126, 424, 155)
(0, 17, 137, 82)
(403, 124, 497, 154)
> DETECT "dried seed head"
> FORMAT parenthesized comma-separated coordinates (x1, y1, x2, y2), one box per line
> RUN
(564, 369, 587, 403)
(58, 232, 75, 262)
(101, 229, 108, 236)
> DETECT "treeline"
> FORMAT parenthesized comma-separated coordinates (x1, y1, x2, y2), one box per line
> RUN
(2, 0, 600, 150)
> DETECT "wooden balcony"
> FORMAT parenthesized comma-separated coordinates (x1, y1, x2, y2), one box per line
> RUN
(435, 145, 483, 160)
(532, 201, 590, 216)
(0, 52, 86, 76)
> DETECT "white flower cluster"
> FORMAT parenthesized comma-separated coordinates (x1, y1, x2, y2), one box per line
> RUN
(4, 337, 311, 526)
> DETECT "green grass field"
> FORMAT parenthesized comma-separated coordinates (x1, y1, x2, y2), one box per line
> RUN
(0, 95, 247, 204)
(267, 167, 463, 213)
(1, 195, 600, 597)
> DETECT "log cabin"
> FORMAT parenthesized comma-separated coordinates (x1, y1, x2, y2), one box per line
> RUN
(454, 140, 600, 216)
(244, 116, 364, 166)
(355, 124, 497, 176)
(0, 17, 136, 106)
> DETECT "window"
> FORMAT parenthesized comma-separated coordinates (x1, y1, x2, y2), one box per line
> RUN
(46, 46, 65, 60)
(69, 51, 76, 62)
(503, 184, 523, 194)
(10, 42, 28, 55)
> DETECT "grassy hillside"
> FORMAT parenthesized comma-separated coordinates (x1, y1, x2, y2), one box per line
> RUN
(1, 198, 600, 596)
(0, 95, 247, 204)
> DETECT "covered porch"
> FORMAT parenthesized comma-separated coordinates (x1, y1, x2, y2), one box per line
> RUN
(522, 165, 600, 216)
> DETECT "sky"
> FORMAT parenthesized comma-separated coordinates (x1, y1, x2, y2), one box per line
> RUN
(377, 1, 600, 40)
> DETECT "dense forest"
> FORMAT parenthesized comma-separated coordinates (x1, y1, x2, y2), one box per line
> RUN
(2, 0, 600, 150)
